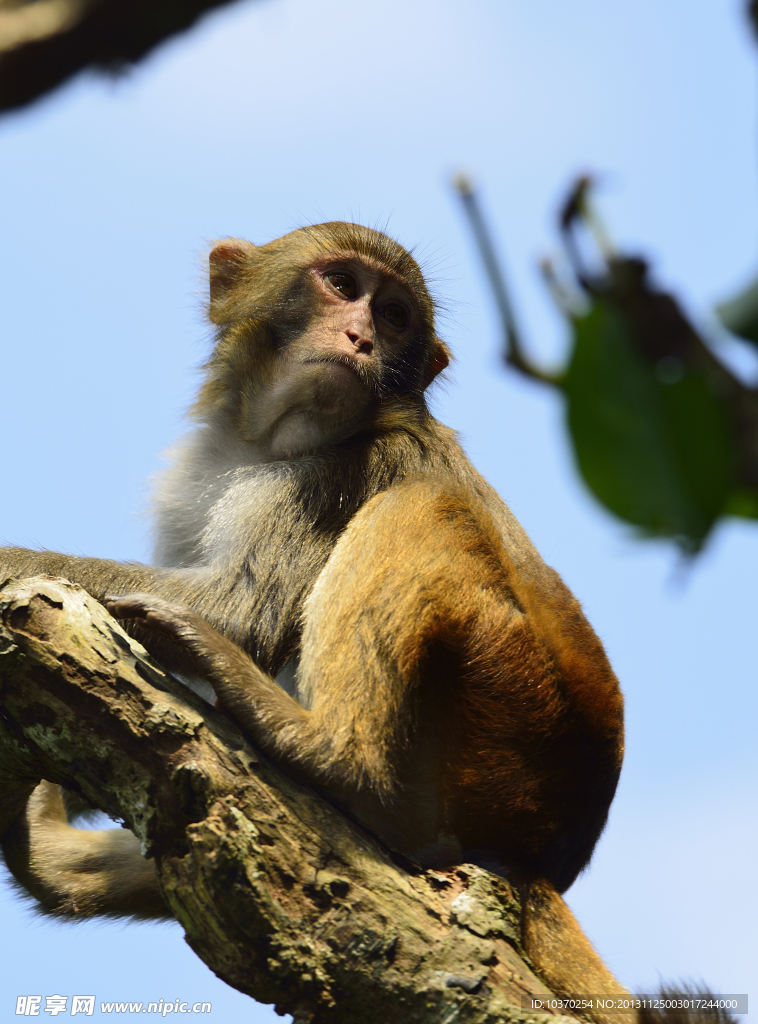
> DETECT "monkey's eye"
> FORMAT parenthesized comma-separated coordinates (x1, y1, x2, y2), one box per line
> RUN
(326, 272, 358, 299)
(379, 303, 408, 330)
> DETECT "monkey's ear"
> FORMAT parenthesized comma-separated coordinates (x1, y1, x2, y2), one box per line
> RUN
(209, 239, 256, 306)
(423, 338, 451, 388)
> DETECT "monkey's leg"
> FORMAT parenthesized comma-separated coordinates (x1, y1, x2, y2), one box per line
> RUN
(2, 781, 167, 919)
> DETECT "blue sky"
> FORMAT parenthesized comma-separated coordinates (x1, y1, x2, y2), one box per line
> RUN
(1, 0, 756, 1020)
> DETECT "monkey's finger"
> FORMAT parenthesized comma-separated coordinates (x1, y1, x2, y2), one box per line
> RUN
(103, 593, 159, 618)
(103, 594, 195, 637)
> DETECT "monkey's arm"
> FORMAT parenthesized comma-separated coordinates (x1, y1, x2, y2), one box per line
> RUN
(0, 549, 154, 592)
(0, 549, 379, 799)
(0, 548, 230, 676)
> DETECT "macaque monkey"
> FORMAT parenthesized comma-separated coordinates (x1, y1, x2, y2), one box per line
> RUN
(1, 222, 627, 1008)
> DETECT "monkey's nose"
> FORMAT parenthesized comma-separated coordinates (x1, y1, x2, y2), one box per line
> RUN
(346, 328, 373, 354)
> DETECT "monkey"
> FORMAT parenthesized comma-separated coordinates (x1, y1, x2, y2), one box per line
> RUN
(0, 221, 629, 1013)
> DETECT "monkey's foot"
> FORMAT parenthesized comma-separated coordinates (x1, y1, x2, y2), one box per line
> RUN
(2, 781, 166, 919)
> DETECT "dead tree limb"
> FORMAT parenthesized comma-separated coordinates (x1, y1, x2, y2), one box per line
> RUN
(0, 576, 570, 1024)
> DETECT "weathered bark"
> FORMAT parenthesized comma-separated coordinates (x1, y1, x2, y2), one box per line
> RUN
(0, 575, 571, 1024)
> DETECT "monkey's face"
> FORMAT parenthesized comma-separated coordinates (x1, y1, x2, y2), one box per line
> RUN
(205, 228, 449, 461)
(245, 256, 429, 459)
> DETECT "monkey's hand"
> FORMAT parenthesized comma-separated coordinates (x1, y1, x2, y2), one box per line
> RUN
(103, 594, 247, 691)
(103, 595, 311, 760)
(104, 594, 209, 649)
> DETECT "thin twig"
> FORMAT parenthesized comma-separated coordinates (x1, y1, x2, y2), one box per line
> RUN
(453, 173, 559, 385)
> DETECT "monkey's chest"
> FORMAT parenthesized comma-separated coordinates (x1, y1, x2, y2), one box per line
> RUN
(237, 527, 337, 675)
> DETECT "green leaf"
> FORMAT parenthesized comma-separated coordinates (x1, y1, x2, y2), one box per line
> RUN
(716, 275, 758, 350)
(564, 300, 735, 551)
(724, 487, 758, 520)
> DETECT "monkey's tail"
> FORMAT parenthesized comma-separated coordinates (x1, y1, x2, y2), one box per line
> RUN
(520, 877, 630, 1024)
(521, 879, 734, 1024)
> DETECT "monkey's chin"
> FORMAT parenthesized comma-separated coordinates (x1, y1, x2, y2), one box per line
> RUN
(247, 362, 375, 459)
(266, 406, 372, 460)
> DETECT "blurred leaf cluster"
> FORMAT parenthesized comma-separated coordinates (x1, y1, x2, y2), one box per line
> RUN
(456, 176, 758, 554)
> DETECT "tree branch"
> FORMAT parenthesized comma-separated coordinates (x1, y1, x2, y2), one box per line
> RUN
(0, 0, 250, 113)
(453, 174, 561, 386)
(0, 576, 569, 1024)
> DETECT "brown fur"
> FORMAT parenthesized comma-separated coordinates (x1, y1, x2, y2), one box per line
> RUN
(1, 222, 634, 1016)
(3, 782, 165, 919)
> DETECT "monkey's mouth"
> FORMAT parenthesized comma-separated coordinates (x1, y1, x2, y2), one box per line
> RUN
(298, 356, 378, 416)
(303, 356, 369, 382)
